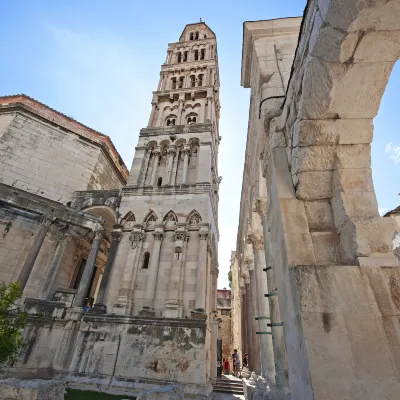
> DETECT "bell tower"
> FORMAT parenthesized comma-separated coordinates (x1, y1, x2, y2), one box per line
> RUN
(109, 22, 220, 320)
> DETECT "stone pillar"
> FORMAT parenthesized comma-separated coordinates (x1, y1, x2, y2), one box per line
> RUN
(256, 197, 287, 394)
(18, 213, 55, 292)
(150, 147, 161, 187)
(170, 148, 180, 186)
(39, 228, 71, 299)
(72, 230, 103, 308)
(164, 229, 188, 318)
(206, 96, 212, 122)
(144, 226, 164, 311)
(249, 265, 261, 375)
(210, 318, 219, 382)
(242, 291, 248, 357)
(178, 98, 185, 125)
(193, 227, 209, 314)
(164, 145, 177, 185)
(148, 101, 158, 127)
(181, 145, 191, 184)
(248, 232, 276, 384)
(113, 225, 145, 315)
(138, 148, 151, 188)
(90, 226, 123, 313)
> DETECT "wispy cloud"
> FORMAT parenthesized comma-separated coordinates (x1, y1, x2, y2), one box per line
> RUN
(379, 207, 390, 216)
(385, 142, 400, 165)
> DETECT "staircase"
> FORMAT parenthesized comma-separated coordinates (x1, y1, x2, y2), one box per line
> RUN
(213, 376, 244, 395)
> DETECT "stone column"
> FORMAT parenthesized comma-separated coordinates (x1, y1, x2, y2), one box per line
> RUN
(138, 148, 151, 187)
(18, 213, 55, 292)
(170, 148, 180, 186)
(144, 226, 164, 311)
(178, 98, 185, 125)
(248, 231, 276, 384)
(210, 318, 219, 382)
(164, 229, 188, 318)
(242, 290, 248, 358)
(210, 266, 218, 312)
(256, 197, 287, 393)
(164, 145, 177, 185)
(90, 226, 123, 313)
(181, 145, 191, 184)
(249, 264, 261, 375)
(150, 147, 161, 187)
(148, 101, 157, 127)
(193, 226, 209, 315)
(206, 96, 213, 122)
(113, 225, 145, 315)
(72, 229, 103, 308)
(40, 228, 71, 299)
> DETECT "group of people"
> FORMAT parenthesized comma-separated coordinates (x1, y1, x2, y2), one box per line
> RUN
(222, 350, 249, 377)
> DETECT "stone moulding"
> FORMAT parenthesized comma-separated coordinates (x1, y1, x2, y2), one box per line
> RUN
(140, 123, 212, 136)
(122, 183, 211, 196)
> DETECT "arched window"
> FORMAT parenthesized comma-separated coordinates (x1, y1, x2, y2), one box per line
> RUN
(142, 252, 150, 269)
(165, 114, 177, 126)
(183, 51, 188, 62)
(177, 52, 181, 63)
(190, 32, 194, 41)
(190, 75, 196, 88)
(171, 77, 177, 90)
(178, 76, 184, 89)
(198, 74, 203, 87)
(204, 34, 207, 39)
(200, 49, 205, 60)
(194, 50, 199, 61)
(157, 177, 162, 186)
(187, 114, 197, 125)
(195, 31, 199, 40)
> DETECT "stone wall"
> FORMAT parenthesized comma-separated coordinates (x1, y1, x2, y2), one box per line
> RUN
(4, 312, 212, 399)
(0, 112, 125, 204)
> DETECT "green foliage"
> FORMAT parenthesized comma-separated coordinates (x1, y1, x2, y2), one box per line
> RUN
(228, 270, 232, 282)
(0, 282, 28, 366)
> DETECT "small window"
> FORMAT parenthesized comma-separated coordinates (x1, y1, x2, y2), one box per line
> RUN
(200, 49, 205, 60)
(178, 76, 184, 88)
(157, 177, 162, 186)
(142, 252, 150, 269)
(198, 74, 203, 87)
(183, 51, 188, 62)
(204, 34, 207, 39)
(195, 31, 199, 40)
(194, 50, 199, 61)
(190, 75, 196, 88)
(190, 32, 194, 41)
(171, 77, 177, 90)
(177, 52, 181, 63)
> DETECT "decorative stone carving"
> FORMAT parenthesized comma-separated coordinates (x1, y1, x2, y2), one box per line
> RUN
(129, 231, 145, 249)
(247, 232, 264, 251)
(254, 197, 267, 217)
(173, 231, 188, 242)
(199, 230, 209, 240)
(153, 231, 164, 241)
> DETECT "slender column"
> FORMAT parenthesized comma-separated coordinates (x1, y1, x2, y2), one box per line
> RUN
(138, 148, 151, 187)
(193, 227, 209, 313)
(40, 229, 71, 299)
(206, 96, 213, 122)
(73, 230, 103, 308)
(18, 213, 55, 292)
(148, 101, 157, 127)
(181, 145, 191, 184)
(249, 265, 261, 375)
(150, 147, 161, 187)
(164, 145, 177, 185)
(90, 226, 123, 313)
(145, 226, 164, 310)
(170, 149, 180, 186)
(177, 232, 189, 317)
(113, 225, 145, 315)
(178, 98, 184, 125)
(256, 198, 288, 393)
(164, 229, 188, 317)
(245, 282, 255, 370)
(242, 291, 248, 358)
(210, 318, 219, 382)
(248, 231, 276, 384)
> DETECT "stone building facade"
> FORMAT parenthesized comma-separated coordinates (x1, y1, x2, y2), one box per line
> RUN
(1, 22, 220, 399)
(216, 289, 232, 361)
(236, 3, 400, 400)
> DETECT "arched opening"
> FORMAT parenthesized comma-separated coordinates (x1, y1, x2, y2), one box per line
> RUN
(190, 32, 194, 41)
(195, 31, 199, 40)
(198, 74, 203, 87)
(157, 177, 162, 186)
(178, 76, 184, 89)
(187, 210, 202, 226)
(190, 75, 196, 88)
(184, 51, 188, 62)
(144, 210, 157, 227)
(142, 252, 150, 269)
(200, 49, 205, 60)
(177, 52, 181, 63)
(171, 77, 177, 90)
(186, 113, 198, 125)
(194, 50, 199, 61)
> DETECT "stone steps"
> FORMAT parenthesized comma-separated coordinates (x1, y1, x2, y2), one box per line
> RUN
(213, 378, 244, 395)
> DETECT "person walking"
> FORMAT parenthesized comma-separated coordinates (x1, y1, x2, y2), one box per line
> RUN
(232, 349, 241, 377)
(223, 358, 230, 375)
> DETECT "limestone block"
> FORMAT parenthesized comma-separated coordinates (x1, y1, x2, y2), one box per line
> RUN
(0, 379, 65, 400)
(332, 168, 374, 194)
(304, 200, 334, 231)
(331, 192, 379, 228)
(296, 171, 333, 200)
(340, 31, 362, 63)
(335, 144, 371, 170)
(285, 232, 316, 267)
(353, 31, 400, 63)
(136, 385, 181, 400)
(311, 232, 340, 265)
(296, 145, 336, 172)
(280, 198, 310, 235)
(293, 120, 338, 147)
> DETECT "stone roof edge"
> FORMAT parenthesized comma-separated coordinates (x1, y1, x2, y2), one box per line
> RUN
(179, 22, 216, 42)
(0, 94, 129, 182)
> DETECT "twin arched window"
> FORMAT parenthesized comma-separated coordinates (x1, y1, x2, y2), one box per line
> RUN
(165, 115, 177, 126)
(187, 116, 197, 125)
(190, 31, 199, 41)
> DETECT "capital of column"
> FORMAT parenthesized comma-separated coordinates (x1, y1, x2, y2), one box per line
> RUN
(173, 230, 188, 242)
(152, 146, 161, 155)
(199, 230, 209, 240)
(167, 145, 177, 155)
(93, 229, 104, 241)
(153, 231, 164, 241)
(247, 232, 264, 251)
(211, 266, 219, 276)
(111, 230, 123, 242)
(245, 255, 255, 271)
(41, 211, 56, 227)
(182, 144, 191, 154)
(129, 231, 145, 249)
(254, 197, 268, 218)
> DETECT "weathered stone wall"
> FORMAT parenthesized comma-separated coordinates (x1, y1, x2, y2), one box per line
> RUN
(218, 314, 232, 361)
(4, 313, 211, 399)
(0, 112, 124, 204)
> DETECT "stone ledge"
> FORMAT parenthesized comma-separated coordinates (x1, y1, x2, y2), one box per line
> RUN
(0, 378, 65, 400)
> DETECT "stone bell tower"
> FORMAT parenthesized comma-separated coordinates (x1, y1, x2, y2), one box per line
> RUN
(106, 22, 220, 320)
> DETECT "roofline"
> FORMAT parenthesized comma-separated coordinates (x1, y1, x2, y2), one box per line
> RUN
(179, 22, 216, 41)
(0, 94, 129, 182)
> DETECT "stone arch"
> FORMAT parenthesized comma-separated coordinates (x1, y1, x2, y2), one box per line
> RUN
(144, 210, 157, 228)
(121, 211, 135, 231)
(187, 210, 202, 227)
(276, 0, 400, 265)
(163, 210, 178, 227)
(82, 205, 116, 235)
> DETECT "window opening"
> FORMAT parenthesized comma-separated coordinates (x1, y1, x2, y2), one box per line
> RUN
(190, 32, 194, 41)
(194, 50, 199, 61)
(177, 52, 181, 63)
(142, 252, 150, 269)
(200, 49, 205, 60)
(183, 51, 188, 62)
(198, 74, 203, 87)
(157, 177, 163, 186)
(190, 75, 196, 88)
(171, 77, 177, 90)
(178, 76, 184, 89)
(195, 31, 199, 40)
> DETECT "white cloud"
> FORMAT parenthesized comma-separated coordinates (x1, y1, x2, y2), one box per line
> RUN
(385, 142, 400, 165)
(379, 207, 390, 216)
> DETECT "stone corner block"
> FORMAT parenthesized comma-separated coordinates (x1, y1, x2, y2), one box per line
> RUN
(0, 379, 65, 400)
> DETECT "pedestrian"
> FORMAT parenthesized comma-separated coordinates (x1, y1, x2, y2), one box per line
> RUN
(223, 358, 230, 375)
(243, 353, 248, 367)
(232, 349, 240, 377)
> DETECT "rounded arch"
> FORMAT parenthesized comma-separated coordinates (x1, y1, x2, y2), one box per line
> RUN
(187, 210, 202, 226)
(147, 140, 157, 150)
(175, 138, 187, 147)
(83, 205, 116, 235)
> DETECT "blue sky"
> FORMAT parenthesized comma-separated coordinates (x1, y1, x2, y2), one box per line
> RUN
(1, 1, 399, 289)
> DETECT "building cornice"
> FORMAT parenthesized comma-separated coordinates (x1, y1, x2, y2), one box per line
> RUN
(140, 123, 212, 137)
(0, 95, 129, 183)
